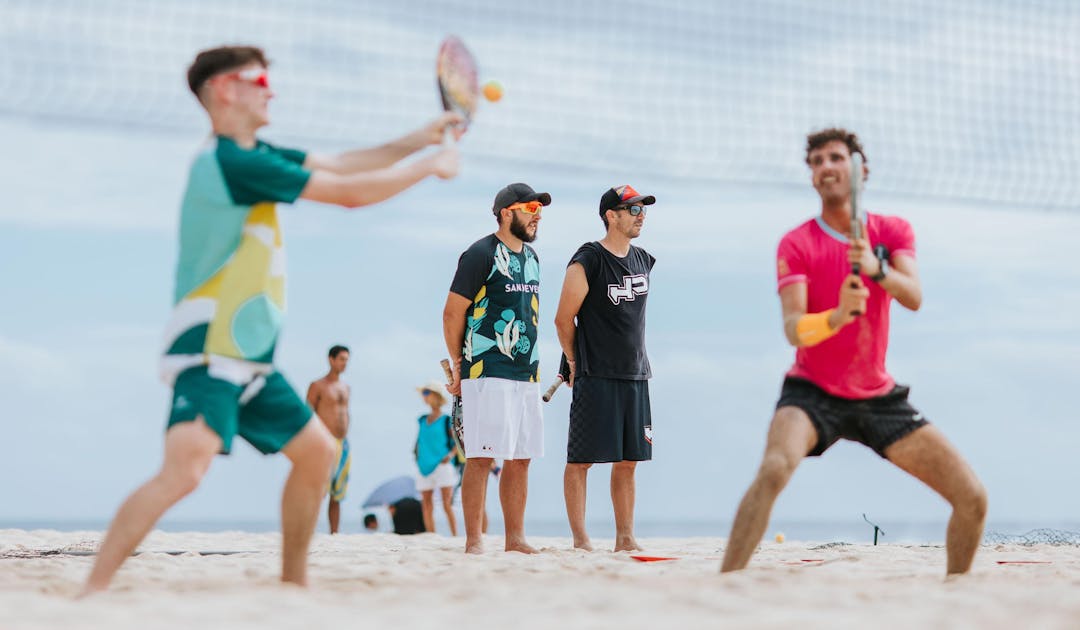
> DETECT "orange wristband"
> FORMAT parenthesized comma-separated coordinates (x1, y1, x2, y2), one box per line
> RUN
(796, 309, 838, 347)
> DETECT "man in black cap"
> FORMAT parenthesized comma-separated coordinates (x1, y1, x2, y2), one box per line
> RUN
(554, 184, 656, 552)
(443, 182, 550, 554)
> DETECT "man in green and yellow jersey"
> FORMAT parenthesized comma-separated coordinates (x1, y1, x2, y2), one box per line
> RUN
(82, 45, 460, 595)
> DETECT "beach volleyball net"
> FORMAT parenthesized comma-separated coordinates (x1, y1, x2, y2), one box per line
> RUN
(1, 0, 1077, 210)
(0, 539, 99, 559)
(983, 529, 1080, 547)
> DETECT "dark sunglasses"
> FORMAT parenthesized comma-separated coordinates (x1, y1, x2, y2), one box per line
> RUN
(615, 204, 648, 216)
(421, 389, 434, 396)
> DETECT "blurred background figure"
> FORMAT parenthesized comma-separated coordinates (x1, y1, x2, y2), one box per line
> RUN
(308, 345, 352, 534)
(414, 382, 460, 536)
(389, 498, 425, 535)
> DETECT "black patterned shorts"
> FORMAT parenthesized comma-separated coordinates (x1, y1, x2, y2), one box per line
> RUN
(777, 377, 929, 458)
(567, 376, 652, 463)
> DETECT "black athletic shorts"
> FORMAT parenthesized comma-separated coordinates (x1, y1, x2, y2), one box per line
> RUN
(567, 376, 652, 464)
(776, 377, 929, 458)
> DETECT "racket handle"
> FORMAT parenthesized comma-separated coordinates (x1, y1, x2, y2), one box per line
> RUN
(849, 265, 863, 316)
(440, 358, 454, 384)
(542, 376, 564, 403)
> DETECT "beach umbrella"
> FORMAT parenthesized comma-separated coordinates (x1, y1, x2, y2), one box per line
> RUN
(361, 475, 418, 508)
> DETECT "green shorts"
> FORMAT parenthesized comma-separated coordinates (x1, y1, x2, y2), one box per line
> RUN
(167, 366, 313, 455)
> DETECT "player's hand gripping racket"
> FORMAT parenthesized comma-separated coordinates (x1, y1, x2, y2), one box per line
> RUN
(848, 152, 865, 317)
(436, 35, 479, 145)
(439, 359, 465, 450)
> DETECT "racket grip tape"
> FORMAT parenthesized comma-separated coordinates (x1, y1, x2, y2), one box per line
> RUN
(849, 265, 862, 316)
(541, 377, 564, 403)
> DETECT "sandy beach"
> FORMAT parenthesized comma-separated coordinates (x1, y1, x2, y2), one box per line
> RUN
(1, 529, 1078, 629)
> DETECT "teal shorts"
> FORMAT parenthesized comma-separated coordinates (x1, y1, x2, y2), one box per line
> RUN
(167, 366, 313, 455)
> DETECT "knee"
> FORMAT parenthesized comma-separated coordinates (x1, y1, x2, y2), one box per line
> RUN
(159, 465, 205, 499)
(757, 452, 797, 494)
(320, 435, 338, 464)
(567, 463, 592, 472)
(958, 482, 989, 521)
(304, 433, 338, 477)
(613, 461, 637, 473)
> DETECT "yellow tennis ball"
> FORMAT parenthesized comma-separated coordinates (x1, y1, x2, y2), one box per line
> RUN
(483, 80, 503, 102)
(775, 532, 785, 543)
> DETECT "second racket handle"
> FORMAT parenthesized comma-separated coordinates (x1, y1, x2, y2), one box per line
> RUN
(542, 376, 564, 402)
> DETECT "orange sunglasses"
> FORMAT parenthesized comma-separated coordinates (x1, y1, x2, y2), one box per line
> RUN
(505, 201, 544, 214)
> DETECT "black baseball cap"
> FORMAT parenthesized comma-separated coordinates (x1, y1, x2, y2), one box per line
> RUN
(492, 182, 552, 215)
(599, 184, 656, 216)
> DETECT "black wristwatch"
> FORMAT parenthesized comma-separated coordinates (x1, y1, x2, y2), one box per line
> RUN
(871, 244, 890, 282)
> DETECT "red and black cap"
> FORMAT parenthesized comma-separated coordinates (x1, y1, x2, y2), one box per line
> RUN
(492, 182, 552, 215)
(599, 184, 656, 215)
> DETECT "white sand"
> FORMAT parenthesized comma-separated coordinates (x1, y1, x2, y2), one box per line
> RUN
(1, 529, 1078, 629)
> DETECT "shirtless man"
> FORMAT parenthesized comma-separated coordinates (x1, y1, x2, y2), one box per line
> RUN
(307, 345, 352, 534)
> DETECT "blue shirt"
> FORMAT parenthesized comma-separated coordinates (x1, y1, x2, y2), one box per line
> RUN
(416, 414, 453, 476)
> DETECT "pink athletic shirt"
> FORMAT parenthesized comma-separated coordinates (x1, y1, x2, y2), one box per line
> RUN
(776, 213, 916, 400)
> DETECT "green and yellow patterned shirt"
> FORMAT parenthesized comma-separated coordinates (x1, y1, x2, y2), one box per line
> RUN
(160, 136, 310, 384)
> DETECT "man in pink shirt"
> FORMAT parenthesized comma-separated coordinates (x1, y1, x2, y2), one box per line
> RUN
(720, 128, 987, 575)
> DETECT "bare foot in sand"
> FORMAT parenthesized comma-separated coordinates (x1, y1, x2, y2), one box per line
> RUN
(573, 537, 594, 552)
(75, 585, 104, 600)
(614, 536, 643, 552)
(506, 538, 539, 554)
(465, 538, 484, 555)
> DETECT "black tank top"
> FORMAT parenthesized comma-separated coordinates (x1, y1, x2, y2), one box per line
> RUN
(569, 241, 655, 380)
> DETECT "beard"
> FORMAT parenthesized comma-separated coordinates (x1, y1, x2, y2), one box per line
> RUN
(509, 213, 538, 242)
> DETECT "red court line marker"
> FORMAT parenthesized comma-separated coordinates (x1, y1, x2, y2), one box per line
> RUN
(630, 555, 679, 562)
(996, 560, 1052, 565)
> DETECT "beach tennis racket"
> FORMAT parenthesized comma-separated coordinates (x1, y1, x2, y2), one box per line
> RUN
(436, 35, 479, 142)
(439, 359, 465, 449)
(848, 152, 865, 316)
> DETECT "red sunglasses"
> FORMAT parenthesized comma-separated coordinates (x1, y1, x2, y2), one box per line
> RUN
(215, 67, 270, 89)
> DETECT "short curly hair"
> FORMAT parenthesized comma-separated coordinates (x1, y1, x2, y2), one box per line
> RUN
(805, 128, 867, 166)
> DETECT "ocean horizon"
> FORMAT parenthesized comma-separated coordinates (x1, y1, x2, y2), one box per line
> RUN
(4, 519, 1077, 545)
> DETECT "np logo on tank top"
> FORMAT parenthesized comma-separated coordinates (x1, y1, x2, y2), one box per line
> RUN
(607, 274, 649, 305)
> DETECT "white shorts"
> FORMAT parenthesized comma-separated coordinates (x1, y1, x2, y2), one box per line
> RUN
(415, 461, 460, 491)
(460, 377, 543, 460)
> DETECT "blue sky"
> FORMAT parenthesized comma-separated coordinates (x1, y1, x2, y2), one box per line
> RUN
(2, 2, 1079, 537)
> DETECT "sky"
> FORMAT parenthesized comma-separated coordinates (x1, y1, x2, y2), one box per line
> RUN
(1, 1, 1079, 539)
